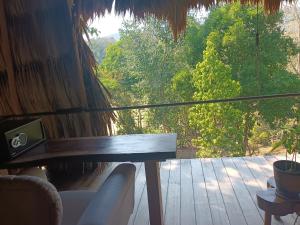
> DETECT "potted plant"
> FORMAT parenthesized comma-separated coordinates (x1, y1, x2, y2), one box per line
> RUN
(272, 123, 300, 199)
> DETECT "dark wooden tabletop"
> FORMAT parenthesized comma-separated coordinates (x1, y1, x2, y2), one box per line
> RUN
(0, 134, 177, 169)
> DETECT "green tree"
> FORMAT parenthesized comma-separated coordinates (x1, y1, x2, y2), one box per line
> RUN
(100, 17, 203, 144)
(97, 4, 300, 157)
(190, 32, 244, 157)
(100, 40, 143, 134)
(190, 3, 300, 155)
(89, 37, 116, 63)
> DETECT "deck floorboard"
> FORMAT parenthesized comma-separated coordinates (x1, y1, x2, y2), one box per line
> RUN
(211, 158, 248, 225)
(128, 156, 300, 225)
(181, 159, 197, 225)
(164, 160, 181, 225)
(191, 159, 213, 225)
(222, 158, 263, 225)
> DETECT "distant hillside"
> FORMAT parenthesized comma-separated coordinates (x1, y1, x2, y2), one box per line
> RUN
(107, 33, 120, 40)
(89, 36, 116, 64)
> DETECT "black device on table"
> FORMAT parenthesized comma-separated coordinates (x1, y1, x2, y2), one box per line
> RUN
(0, 119, 45, 162)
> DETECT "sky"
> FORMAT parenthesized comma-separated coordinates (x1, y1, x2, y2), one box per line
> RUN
(89, 11, 131, 37)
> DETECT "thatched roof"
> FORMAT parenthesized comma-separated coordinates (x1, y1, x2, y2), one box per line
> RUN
(0, 0, 114, 138)
(75, 0, 290, 38)
(0, 0, 289, 139)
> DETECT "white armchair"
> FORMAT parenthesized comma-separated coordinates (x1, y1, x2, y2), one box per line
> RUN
(0, 163, 136, 225)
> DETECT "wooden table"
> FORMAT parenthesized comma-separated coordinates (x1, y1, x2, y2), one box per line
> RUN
(0, 133, 177, 225)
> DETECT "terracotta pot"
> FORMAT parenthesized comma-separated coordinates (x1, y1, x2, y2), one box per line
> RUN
(273, 160, 300, 199)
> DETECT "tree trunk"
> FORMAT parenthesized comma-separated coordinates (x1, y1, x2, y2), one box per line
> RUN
(243, 112, 251, 155)
(138, 109, 142, 129)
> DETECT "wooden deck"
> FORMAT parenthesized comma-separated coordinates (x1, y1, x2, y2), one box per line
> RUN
(128, 155, 300, 225)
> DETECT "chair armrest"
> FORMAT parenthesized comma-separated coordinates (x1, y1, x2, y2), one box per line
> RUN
(77, 163, 136, 225)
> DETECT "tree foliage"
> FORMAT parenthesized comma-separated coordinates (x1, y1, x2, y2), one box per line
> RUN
(190, 32, 244, 156)
(89, 37, 116, 63)
(99, 17, 200, 145)
(95, 3, 300, 156)
(189, 4, 300, 155)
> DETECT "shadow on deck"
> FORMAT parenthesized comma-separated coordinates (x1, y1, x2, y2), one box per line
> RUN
(129, 156, 299, 225)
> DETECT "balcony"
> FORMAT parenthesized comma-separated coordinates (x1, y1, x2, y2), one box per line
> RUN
(128, 156, 298, 225)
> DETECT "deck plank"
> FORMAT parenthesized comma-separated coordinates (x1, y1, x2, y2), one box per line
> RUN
(191, 159, 213, 225)
(160, 161, 171, 217)
(264, 155, 278, 165)
(249, 156, 274, 178)
(243, 157, 294, 225)
(232, 157, 291, 225)
(211, 158, 248, 225)
(222, 158, 263, 225)
(242, 157, 268, 190)
(201, 158, 230, 225)
(231, 157, 265, 218)
(164, 160, 181, 225)
(181, 159, 197, 225)
(133, 185, 149, 225)
(128, 163, 147, 225)
(127, 156, 299, 225)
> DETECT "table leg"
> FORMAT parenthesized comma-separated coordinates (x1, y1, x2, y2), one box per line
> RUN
(145, 160, 164, 225)
(265, 211, 272, 225)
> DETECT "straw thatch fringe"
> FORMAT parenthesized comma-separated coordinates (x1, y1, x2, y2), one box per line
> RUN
(78, 35, 115, 135)
(0, 0, 115, 139)
(75, 0, 291, 39)
(74, 0, 114, 22)
(6, 1, 73, 66)
(0, 48, 5, 72)
(5, 0, 59, 16)
(0, 72, 13, 115)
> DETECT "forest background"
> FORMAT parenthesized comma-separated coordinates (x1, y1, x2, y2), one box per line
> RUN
(89, 3, 300, 157)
